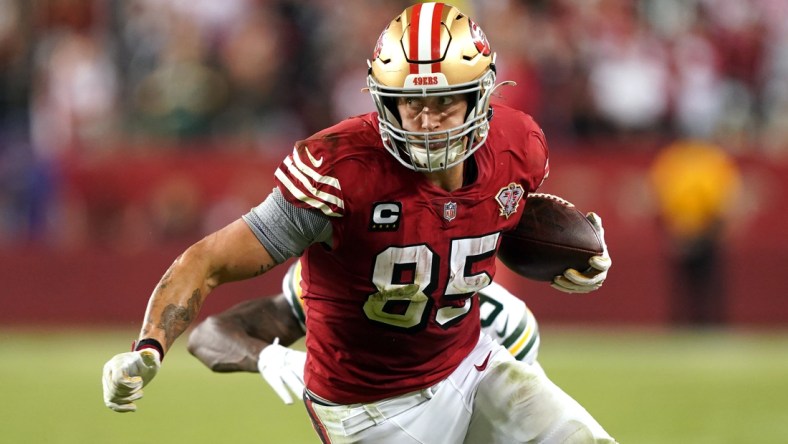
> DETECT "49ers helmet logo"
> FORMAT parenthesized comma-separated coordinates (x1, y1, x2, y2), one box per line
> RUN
(372, 26, 388, 60)
(468, 19, 491, 56)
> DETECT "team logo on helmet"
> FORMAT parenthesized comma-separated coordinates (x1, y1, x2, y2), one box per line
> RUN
(468, 19, 491, 56)
(372, 26, 388, 60)
(495, 183, 525, 219)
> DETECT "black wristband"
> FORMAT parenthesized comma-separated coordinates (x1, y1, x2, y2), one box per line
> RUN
(132, 338, 165, 361)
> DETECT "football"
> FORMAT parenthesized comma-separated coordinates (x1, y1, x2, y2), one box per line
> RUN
(498, 193, 603, 281)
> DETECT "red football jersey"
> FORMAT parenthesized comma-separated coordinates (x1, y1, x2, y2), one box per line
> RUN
(274, 105, 549, 403)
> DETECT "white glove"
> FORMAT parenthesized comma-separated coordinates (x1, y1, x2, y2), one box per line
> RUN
(258, 338, 306, 405)
(102, 349, 161, 412)
(552, 212, 612, 294)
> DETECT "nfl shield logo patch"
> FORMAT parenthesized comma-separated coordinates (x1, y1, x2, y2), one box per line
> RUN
(495, 183, 525, 219)
(443, 201, 457, 221)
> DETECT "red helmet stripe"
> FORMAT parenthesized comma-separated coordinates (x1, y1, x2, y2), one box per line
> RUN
(430, 2, 444, 73)
(408, 3, 422, 74)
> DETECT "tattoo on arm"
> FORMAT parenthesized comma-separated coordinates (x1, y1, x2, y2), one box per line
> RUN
(158, 289, 202, 348)
(158, 268, 174, 291)
(252, 263, 274, 277)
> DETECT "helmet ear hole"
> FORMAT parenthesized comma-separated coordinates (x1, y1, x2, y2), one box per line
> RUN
(382, 97, 401, 125)
(464, 92, 478, 120)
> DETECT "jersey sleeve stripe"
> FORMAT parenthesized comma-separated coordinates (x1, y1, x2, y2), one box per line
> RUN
(292, 151, 342, 191)
(514, 330, 539, 362)
(501, 318, 526, 349)
(508, 307, 538, 359)
(284, 156, 345, 209)
(507, 318, 535, 357)
(275, 167, 343, 217)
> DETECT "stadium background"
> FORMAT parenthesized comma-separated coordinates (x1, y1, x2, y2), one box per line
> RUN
(1, 0, 787, 442)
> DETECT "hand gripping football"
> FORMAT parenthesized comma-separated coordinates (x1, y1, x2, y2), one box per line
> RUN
(497, 193, 604, 281)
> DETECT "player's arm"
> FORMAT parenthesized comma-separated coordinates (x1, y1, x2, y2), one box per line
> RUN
(140, 218, 278, 353)
(187, 294, 304, 372)
(188, 293, 307, 404)
(102, 218, 279, 412)
(103, 188, 332, 412)
(518, 118, 611, 294)
(478, 282, 540, 364)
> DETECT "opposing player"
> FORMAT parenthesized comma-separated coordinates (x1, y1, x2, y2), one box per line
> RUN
(103, 3, 615, 442)
(187, 260, 540, 405)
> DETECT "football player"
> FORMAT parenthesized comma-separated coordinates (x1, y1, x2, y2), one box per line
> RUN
(103, 3, 615, 442)
(187, 259, 540, 405)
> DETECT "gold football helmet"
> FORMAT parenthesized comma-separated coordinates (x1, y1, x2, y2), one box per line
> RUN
(368, 2, 499, 172)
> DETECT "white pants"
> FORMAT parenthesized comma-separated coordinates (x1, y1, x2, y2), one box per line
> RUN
(303, 333, 617, 444)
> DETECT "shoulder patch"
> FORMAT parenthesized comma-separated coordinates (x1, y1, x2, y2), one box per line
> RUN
(495, 183, 525, 219)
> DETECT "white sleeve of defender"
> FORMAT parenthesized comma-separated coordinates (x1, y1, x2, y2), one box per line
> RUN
(478, 282, 540, 364)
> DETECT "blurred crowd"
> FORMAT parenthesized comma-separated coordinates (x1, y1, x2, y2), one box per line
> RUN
(1, 0, 787, 246)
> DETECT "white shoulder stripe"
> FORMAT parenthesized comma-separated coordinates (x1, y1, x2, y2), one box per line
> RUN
(275, 168, 342, 217)
(292, 151, 341, 190)
(283, 156, 344, 210)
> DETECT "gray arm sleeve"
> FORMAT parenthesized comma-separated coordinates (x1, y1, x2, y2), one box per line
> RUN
(242, 188, 333, 264)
